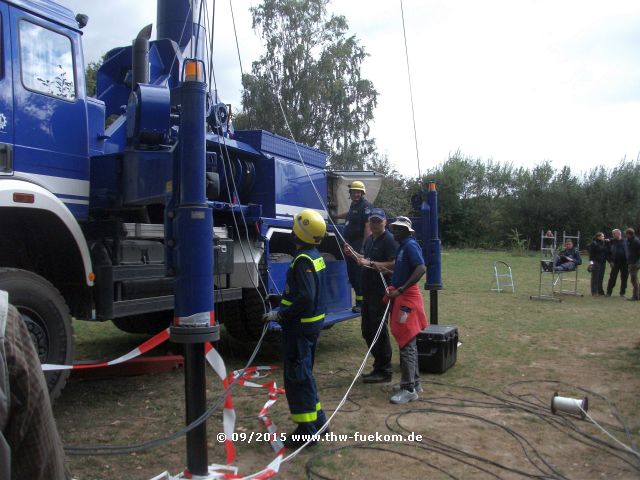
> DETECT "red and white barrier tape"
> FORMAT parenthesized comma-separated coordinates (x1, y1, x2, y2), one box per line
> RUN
(41, 328, 171, 371)
(41, 327, 286, 479)
(205, 343, 237, 465)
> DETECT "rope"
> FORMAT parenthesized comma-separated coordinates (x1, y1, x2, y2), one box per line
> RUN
(229, 0, 246, 79)
(581, 408, 640, 458)
(399, 0, 422, 180)
(240, 286, 393, 479)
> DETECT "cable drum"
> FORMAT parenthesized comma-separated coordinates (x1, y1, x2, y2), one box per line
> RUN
(551, 392, 588, 419)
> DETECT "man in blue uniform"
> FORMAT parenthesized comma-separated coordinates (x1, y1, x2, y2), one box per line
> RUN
(336, 181, 371, 312)
(263, 209, 328, 448)
(387, 217, 427, 404)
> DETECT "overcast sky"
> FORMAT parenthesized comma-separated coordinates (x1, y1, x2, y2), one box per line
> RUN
(60, 0, 640, 177)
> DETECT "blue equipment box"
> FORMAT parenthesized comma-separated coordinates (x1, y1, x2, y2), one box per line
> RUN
(416, 325, 458, 374)
(234, 130, 327, 168)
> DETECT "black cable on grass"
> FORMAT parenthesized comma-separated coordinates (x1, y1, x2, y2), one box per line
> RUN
(64, 323, 269, 456)
(305, 443, 460, 480)
(504, 380, 638, 441)
(388, 408, 566, 479)
(428, 381, 640, 471)
(500, 381, 640, 468)
(323, 396, 361, 414)
(306, 379, 639, 480)
(422, 379, 640, 462)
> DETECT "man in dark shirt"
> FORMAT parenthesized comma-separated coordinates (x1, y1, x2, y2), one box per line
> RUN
(0, 291, 69, 480)
(625, 228, 640, 301)
(263, 209, 328, 447)
(606, 228, 628, 297)
(554, 239, 582, 271)
(336, 181, 371, 312)
(346, 208, 397, 383)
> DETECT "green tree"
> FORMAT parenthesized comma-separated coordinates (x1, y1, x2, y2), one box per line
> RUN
(85, 56, 105, 97)
(236, 0, 378, 169)
(366, 153, 410, 218)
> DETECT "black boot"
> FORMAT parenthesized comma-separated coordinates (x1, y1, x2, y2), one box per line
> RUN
(283, 424, 318, 449)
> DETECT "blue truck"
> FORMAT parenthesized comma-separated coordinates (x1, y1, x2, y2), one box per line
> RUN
(0, 0, 381, 397)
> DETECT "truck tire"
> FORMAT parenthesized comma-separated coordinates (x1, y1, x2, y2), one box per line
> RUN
(220, 289, 268, 342)
(218, 299, 245, 340)
(0, 268, 74, 400)
(112, 311, 172, 335)
(241, 288, 269, 340)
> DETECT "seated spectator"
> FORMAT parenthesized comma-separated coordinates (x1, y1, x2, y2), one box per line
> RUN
(554, 239, 582, 271)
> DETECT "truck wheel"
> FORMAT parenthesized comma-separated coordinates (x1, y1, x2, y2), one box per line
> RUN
(0, 268, 74, 400)
(218, 299, 245, 340)
(112, 311, 172, 335)
(241, 288, 269, 340)
(220, 289, 269, 342)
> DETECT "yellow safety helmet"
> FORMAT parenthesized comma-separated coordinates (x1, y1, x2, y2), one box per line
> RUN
(349, 180, 366, 194)
(293, 209, 327, 245)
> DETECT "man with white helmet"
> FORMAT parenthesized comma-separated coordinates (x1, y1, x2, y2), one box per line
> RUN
(263, 209, 328, 448)
(336, 180, 371, 312)
(386, 216, 428, 404)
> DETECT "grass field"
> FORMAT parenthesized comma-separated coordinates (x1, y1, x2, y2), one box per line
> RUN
(55, 249, 640, 479)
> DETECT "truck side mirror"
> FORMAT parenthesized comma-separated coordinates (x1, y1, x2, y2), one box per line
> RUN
(75, 14, 89, 29)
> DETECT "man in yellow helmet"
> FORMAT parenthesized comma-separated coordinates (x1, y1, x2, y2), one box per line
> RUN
(263, 209, 328, 448)
(336, 180, 371, 312)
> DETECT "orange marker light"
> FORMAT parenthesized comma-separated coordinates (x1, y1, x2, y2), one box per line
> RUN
(183, 59, 204, 83)
(13, 192, 34, 203)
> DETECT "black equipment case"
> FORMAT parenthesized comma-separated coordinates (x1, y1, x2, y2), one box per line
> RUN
(416, 325, 458, 373)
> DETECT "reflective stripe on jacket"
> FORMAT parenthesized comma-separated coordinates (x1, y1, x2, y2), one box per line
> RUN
(280, 248, 327, 325)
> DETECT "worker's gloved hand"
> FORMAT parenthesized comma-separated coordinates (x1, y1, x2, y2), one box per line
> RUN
(263, 310, 281, 323)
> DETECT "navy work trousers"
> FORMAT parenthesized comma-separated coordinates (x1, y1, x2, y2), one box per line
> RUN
(346, 238, 364, 304)
(282, 327, 325, 433)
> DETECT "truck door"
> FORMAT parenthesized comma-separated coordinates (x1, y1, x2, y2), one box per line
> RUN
(0, 2, 13, 176)
(9, 6, 89, 219)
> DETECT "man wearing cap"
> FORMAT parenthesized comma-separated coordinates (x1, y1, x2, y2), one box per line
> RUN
(386, 216, 428, 404)
(347, 208, 397, 383)
(335, 180, 371, 312)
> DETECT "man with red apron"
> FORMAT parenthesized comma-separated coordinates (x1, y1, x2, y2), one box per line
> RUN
(386, 217, 428, 404)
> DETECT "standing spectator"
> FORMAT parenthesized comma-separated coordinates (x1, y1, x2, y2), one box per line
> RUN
(606, 229, 628, 297)
(0, 291, 70, 480)
(625, 228, 640, 301)
(386, 217, 428, 404)
(345, 208, 397, 383)
(554, 239, 582, 271)
(588, 232, 607, 296)
(335, 181, 371, 312)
